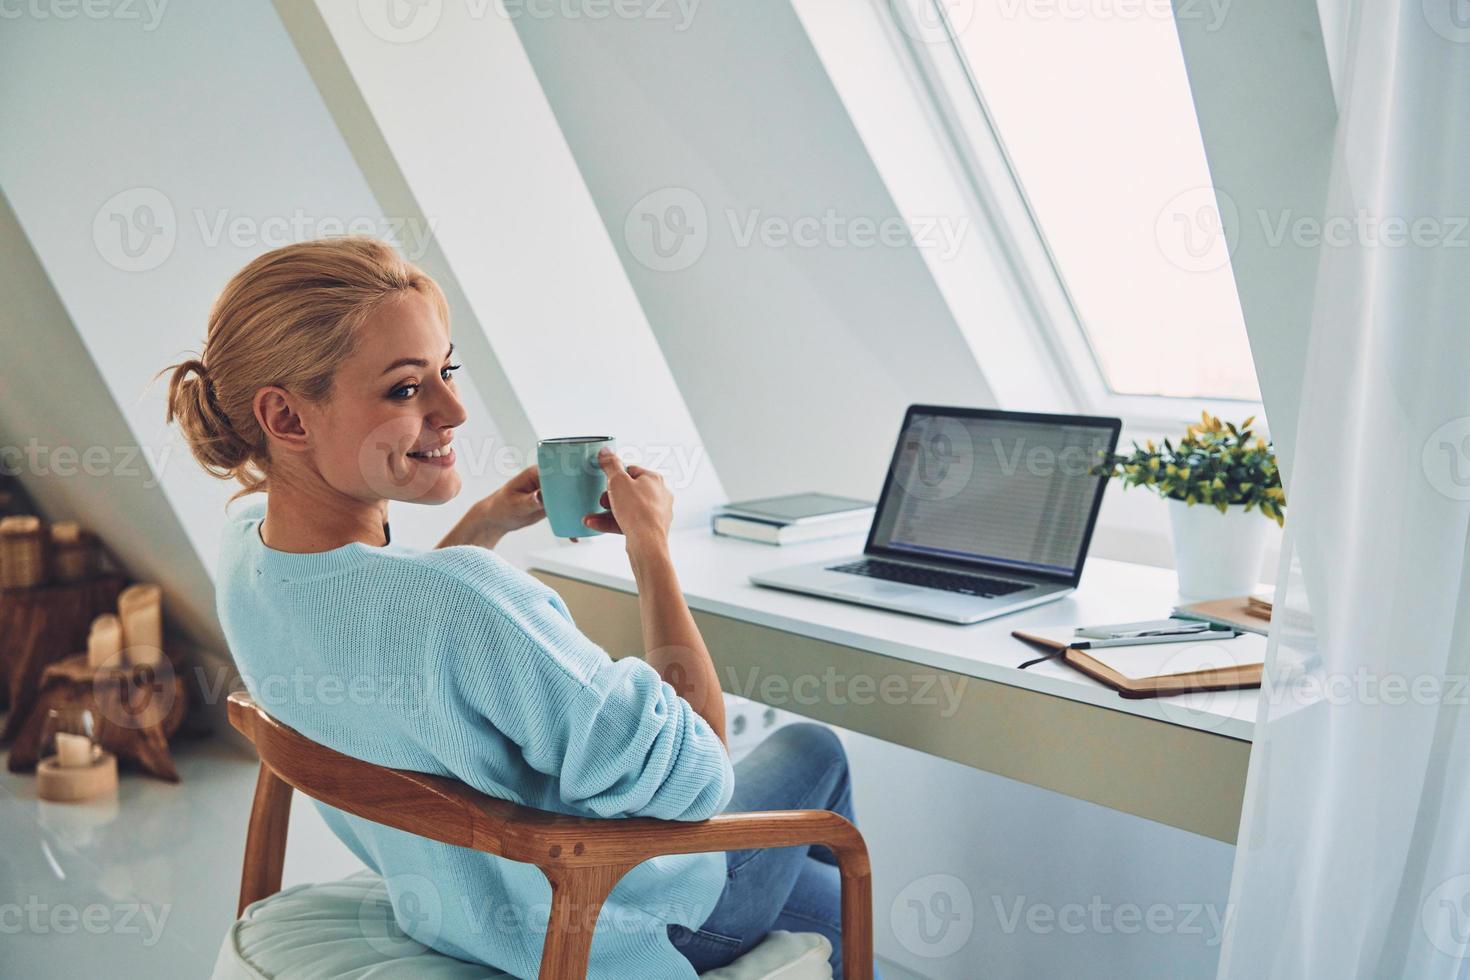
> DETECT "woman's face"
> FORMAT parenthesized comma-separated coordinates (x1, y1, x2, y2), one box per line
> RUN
(306, 289, 467, 506)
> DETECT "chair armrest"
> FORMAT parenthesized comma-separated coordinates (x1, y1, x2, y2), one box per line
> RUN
(229, 691, 874, 980)
(490, 804, 869, 875)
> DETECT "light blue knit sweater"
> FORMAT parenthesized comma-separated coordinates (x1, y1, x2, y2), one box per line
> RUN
(216, 499, 734, 978)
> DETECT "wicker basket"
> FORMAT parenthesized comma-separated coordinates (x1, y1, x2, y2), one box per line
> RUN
(49, 522, 99, 584)
(0, 515, 47, 589)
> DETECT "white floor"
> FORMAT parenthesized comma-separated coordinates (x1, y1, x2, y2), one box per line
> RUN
(0, 735, 364, 978)
(0, 730, 926, 979)
(1, 700, 1228, 979)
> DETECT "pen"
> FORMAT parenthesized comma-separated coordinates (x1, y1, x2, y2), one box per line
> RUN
(1105, 624, 1211, 639)
(1071, 629, 1239, 650)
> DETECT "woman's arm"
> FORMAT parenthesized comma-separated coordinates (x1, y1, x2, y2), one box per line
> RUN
(436, 465, 545, 550)
(628, 537, 728, 749)
(583, 449, 728, 749)
(426, 551, 733, 821)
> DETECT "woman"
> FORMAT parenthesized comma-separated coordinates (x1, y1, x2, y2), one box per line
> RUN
(162, 237, 872, 979)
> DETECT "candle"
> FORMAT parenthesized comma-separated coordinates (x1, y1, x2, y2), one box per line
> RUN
(118, 583, 163, 666)
(55, 732, 94, 768)
(0, 514, 40, 534)
(0, 515, 45, 589)
(50, 521, 81, 544)
(87, 614, 123, 668)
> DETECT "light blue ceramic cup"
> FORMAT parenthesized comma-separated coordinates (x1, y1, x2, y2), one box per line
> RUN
(537, 436, 615, 538)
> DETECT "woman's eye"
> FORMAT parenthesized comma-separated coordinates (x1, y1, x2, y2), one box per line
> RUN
(390, 365, 459, 399)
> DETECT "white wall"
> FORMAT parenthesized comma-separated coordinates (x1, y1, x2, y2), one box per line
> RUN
(509, 0, 1000, 503)
(0, 1, 548, 713)
(278, 0, 727, 523)
(505, 4, 1238, 975)
(0, 190, 223, 653)
(1170, 0, 1337, 485)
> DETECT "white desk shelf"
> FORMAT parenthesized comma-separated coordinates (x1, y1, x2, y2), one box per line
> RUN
(529, 528, 1259, 842)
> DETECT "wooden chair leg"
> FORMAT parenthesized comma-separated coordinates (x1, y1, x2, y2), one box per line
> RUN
(838, 855, 875, 980)
(238, 762, 293, 916)
(536, 863, 634, 980)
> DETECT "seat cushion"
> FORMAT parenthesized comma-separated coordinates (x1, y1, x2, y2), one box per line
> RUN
(212, 870, 833, 980)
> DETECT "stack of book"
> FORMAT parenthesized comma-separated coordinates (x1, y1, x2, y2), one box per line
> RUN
(1173, 593, 1275, 636)
(711, 493, 874, 545)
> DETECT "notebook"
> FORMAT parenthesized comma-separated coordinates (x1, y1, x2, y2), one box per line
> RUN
(712, 493, 875, 545)
(1173, 595, 1273, 636)
(1012, 627, 1267, 699)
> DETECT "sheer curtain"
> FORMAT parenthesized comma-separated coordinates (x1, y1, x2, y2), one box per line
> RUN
(1217, 2, 1470, 977)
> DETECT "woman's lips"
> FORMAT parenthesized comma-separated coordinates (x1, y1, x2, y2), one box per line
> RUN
(406, 447, 456, 467)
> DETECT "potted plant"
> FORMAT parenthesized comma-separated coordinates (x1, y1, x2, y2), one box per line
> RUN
(1096, 413, 1285, 599)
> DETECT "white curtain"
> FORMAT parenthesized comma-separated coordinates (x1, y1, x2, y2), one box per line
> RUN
(1217, 2, 1470, 977)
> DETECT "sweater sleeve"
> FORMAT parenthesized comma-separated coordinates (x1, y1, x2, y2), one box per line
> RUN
(426, 548, 734, 822)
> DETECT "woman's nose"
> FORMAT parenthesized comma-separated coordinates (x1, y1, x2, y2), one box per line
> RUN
(433, 380, 468, 430)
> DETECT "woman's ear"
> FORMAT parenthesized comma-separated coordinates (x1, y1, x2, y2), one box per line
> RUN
(254, 386, 310, 452)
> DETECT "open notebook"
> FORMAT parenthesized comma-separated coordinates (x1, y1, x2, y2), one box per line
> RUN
(1012, 627, 1268, 699)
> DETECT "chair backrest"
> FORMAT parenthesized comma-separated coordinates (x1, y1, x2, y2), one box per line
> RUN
(228, 688, 525, 856)
(227, 690, 874, 980)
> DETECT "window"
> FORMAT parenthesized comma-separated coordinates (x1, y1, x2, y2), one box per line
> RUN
(894, 0, 1261, 409)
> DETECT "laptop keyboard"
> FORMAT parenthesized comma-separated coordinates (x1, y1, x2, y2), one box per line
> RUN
(827, 559, 1031, 598)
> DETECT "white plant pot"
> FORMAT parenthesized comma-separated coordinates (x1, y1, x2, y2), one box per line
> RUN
(1167, 498, 1270, 600)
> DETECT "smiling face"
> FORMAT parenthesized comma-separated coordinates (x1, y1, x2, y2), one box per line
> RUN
(301, 289, 468, 505)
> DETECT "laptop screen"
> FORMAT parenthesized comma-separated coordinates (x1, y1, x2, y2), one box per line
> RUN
(868, 409, 1119, 579)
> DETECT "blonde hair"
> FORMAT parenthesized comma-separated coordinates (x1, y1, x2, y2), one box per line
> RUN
(160, 237, 448, 502)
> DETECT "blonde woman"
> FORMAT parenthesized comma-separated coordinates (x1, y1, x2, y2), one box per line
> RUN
(163, 238, 872, 979)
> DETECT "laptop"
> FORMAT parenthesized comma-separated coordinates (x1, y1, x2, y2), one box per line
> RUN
(750, 405, 1122, 624)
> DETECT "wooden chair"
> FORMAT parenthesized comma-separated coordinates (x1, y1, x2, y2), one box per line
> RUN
(228, 691, 874, 979)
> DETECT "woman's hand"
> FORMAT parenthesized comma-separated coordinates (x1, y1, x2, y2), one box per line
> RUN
(580, 448, 674, 554)
(479, 464, 546, 536)
(437, 465, 545, 550)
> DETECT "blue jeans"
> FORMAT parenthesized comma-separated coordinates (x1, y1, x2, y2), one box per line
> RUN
(667, 723, 880, 979)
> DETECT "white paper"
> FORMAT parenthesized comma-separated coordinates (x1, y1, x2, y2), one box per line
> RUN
(1025, 628, 1268, 681)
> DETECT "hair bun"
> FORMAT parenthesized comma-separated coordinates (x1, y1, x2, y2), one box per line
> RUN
(162, 355, 252, 477)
